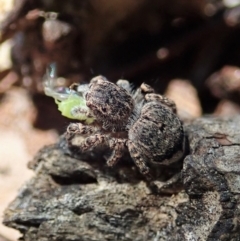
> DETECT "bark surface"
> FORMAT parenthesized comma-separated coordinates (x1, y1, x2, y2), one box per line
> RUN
(3, 116, 240, 241)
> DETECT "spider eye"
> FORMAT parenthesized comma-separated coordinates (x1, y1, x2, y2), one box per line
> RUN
(102, 107, 107, 113)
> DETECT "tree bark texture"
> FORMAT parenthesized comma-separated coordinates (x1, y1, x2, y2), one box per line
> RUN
(3, 116, 240, 241)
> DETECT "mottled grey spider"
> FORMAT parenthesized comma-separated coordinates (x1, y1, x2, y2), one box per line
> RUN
(62, 76, 185, 176)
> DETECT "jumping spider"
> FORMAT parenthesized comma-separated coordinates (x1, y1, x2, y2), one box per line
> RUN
(44, 67, 185, 177)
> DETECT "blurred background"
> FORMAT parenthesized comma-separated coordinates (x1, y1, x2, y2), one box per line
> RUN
(1, 0, 240, 240)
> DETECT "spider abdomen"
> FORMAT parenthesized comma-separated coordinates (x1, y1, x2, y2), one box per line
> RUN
(128, 102, 184, 166)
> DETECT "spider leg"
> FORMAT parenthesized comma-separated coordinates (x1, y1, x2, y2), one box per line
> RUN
(140, 83, 155, 94)
(127, 140, 150, 176)
(69, 82, 80, 90)
(67, 123, 97, 136)
(145, 93, 177, 114)
(116, 79, 132, 93)
(151, 172, 182, 194)
(80, 134, 109, 151)
(107, 139, 127, 166)
(66, 122, 98, 146)
(81, 135, 127, 165)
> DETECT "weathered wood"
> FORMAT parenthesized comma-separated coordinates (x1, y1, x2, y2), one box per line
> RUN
(3, 116, 240, 241)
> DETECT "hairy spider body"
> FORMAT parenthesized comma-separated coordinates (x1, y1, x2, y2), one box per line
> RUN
(128, 101, 184, 172)
(65, 76, 185, 176)
(85, 76, 134, 132)
(44, 67, 185, 176)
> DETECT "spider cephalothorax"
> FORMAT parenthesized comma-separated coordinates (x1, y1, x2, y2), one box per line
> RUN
(44, 70, 185, 176)
(85, 76, 134, 132)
